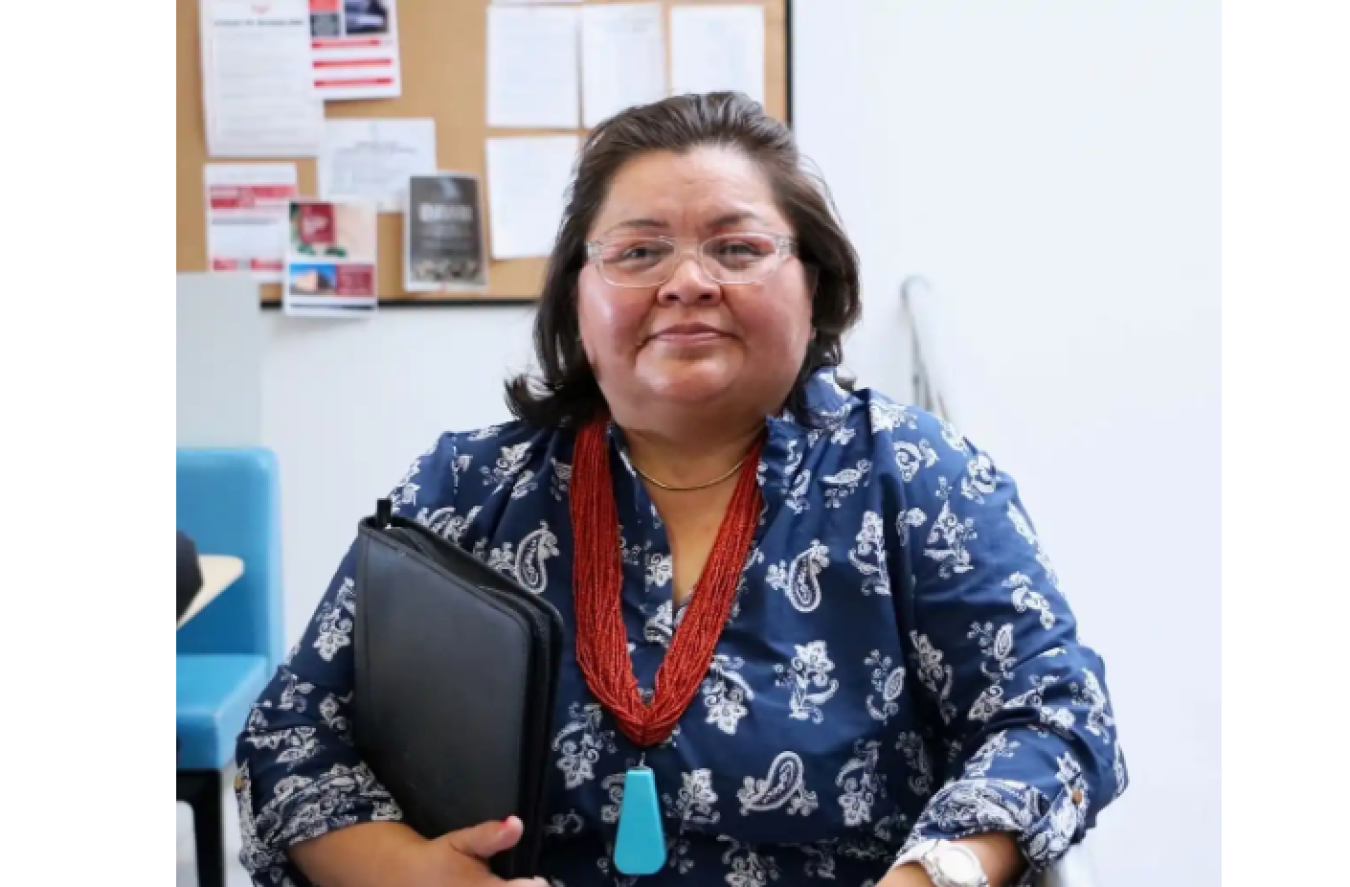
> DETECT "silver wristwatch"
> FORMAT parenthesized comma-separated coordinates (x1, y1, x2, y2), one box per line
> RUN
(893, 839, 990, 887)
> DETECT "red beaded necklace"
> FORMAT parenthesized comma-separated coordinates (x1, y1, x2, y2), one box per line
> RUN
(569, 418, 764, 747)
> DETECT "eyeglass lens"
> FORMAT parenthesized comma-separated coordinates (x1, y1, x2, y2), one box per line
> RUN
(596, 233, 784, 286)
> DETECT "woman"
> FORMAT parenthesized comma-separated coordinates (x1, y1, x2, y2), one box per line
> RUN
(236, 93, 1126, 887)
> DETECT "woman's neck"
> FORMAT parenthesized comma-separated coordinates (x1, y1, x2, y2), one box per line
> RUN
(621, 420, 763, 490)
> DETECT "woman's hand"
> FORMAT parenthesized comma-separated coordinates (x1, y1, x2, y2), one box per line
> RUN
(403, 817, 548, 887)
(290, 816, 547, 887)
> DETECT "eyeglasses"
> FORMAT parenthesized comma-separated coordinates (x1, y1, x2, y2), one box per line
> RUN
(584, 232, 797, 288)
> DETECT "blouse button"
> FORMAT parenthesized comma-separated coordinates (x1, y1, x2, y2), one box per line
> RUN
(1071, 788, 1084, 805)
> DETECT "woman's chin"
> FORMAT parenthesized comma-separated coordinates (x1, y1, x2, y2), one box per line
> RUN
(638, 362, 740, 405)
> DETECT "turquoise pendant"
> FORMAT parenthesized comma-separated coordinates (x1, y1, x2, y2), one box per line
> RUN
(613, 765, 666, 876)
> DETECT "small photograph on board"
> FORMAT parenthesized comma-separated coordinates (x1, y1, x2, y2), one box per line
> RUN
(344, 0, 391, 35)
(288, 263, 338, 295)
(310, 12, 342, 38)
(405, 173, 488, 292)
(285, 199, 378, 317)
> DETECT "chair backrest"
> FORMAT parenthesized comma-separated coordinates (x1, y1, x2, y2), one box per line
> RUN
(176, 447, 284, 667)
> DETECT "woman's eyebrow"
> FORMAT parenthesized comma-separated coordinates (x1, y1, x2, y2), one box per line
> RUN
(600, 210, 768, 238)
(706, 210, 765, 230)
(605, 217, 669, 235)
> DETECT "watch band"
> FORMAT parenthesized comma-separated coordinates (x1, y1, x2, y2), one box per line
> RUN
(893, 838, 939, 869)
(894, 839, 990, 887)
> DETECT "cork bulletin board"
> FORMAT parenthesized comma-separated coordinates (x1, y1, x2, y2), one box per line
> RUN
(176, 0, 794, 307)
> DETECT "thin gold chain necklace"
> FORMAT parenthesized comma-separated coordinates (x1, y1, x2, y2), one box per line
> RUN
(632, 452, 754, 492)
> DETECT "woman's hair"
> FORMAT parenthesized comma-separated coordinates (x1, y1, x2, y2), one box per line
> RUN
(504, 92, 862, 428)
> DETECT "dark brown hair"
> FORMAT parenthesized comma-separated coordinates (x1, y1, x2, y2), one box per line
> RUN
(504, 92, 862, 428)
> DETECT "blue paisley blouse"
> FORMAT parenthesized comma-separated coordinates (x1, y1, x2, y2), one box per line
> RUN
(235, 370, 1127, 887)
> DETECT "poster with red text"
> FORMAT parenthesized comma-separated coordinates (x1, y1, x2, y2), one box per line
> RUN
(308, 0, 402, 101)
(204, 163, 299, 283)
(284, 199, 379, 317)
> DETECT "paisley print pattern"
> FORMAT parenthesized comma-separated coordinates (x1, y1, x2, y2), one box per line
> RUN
(235, 370, 1125, 887)
(848, 511, 891, 597)
(765, 540, 830, 612)
(737, 751, 819, 816)
(864, 650, 906, 724)
(774, 641, 840, 724)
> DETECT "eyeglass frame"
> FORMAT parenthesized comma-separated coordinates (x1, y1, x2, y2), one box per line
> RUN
(583, 231, 800, 289)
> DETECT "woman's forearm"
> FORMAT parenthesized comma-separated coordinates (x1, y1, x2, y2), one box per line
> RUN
(962, 833, 1024, 884)
(289, 821, 428, 887)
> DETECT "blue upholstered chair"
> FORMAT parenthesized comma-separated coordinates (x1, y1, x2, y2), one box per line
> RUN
(177, 448, 283, 887)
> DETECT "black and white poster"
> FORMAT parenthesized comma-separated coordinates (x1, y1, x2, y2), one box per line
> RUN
(404, 173, 488, 291)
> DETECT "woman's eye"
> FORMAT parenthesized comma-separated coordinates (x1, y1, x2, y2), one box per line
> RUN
(606, 241, 668, 263)
(717, 240, 769, 257)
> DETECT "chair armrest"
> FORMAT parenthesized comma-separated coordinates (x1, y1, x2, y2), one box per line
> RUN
(1038, 844, 1096, 887)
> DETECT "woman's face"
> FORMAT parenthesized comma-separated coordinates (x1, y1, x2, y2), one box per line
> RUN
(577, 147, 814, 423)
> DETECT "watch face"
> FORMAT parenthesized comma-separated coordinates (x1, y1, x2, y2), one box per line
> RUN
(933, 846, 982, 885)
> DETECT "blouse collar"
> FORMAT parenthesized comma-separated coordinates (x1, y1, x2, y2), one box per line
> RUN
(758, 367, 853, 507)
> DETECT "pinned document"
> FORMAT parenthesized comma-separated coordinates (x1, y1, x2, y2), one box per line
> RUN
(284, 200, 379, 317)
(406, 173, 488, 292)
(487, 4, 582, 129)
(485, 137, 579, 260)
(200, 0, 322, 158)
(318, 118, 436, 213)
(308, 0, 403, 100)
(204, 163, 299, 283)
(670, 5, 766, 106)
(581, 3, 666, 127)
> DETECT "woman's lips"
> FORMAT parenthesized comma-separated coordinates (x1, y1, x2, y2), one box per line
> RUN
(649, 323, 728, 344)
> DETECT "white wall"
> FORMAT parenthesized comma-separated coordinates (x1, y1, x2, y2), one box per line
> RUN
(791, 1, 1221, 885)
(261, 2, 1219, 884)
(261, 308, 535, 636)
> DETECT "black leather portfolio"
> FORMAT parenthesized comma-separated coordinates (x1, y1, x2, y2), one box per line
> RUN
(352, 499, 565, 879)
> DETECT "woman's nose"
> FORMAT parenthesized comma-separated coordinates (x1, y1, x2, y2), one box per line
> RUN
(657, 254, 722, 304)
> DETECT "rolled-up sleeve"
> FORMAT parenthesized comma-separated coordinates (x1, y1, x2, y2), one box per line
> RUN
(234, 436, 461, 886)
(888, 415, 1127, 881)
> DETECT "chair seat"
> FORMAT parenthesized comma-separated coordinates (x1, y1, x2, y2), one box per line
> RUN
(177, 654, 269, 771)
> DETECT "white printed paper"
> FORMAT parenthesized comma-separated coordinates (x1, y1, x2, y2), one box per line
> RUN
(308, 0, 402, 100)
(485, 136, 579, 260)
(487, 5, 581, 129)
(670, 6, 766, 107)
(318, 118, 436, 213)
(200, 0, 322, 158)
(581, 3, 666, 128)
(204, 163, 299, 283)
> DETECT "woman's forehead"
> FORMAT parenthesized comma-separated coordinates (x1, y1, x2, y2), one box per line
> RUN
(592, 147, 788, 235)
